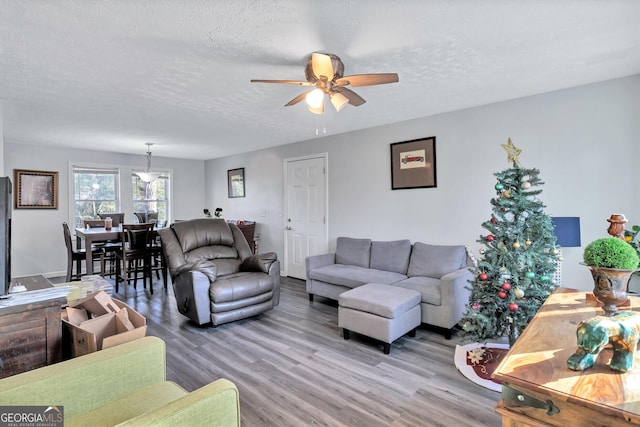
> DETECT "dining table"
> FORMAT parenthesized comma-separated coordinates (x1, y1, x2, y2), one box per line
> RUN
(75, 225, 123, 276)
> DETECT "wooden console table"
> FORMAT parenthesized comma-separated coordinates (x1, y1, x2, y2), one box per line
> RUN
(493, 287, 640, 426)
(0, 296, 65, 378)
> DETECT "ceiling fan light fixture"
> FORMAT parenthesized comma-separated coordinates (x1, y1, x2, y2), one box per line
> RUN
(330, 91, 349, 112)
(307, 102, 324, 115)
(305, 88, 325, 109)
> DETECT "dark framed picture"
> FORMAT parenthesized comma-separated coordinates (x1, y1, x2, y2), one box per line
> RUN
(228, 168, 245, 198)
(14, 169, 59, 209)
(390, 137, 437, 190)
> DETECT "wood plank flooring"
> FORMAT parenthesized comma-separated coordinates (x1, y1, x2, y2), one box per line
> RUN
(108, 276, 503, 426)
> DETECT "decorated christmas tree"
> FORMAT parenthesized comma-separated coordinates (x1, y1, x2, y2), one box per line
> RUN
(460, 139, 559, 346)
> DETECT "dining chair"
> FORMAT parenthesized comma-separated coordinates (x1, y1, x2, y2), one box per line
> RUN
(84, 218, 120, 277)
(98, 212, 125, 227)
(115, 223, 155, 296)
(134, 212, 158, 224)
(150, 222, 168, 290)
(62, 222, 105, 281)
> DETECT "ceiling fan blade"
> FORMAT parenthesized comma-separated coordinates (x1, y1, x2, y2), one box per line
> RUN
(334, 88, 366, 106)
(285, 89, 315, 106)
(311, 53, 334, 80)
(335, 73, 399, 87)
(250, 79, 313, 86)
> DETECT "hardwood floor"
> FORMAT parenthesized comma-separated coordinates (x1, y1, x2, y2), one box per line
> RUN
(104, 276, 502, 426)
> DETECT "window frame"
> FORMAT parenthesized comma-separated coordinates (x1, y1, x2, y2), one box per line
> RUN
(70, 165, 121, 230)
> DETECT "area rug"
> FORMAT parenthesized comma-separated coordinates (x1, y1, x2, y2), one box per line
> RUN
(454, 342, 510, 392)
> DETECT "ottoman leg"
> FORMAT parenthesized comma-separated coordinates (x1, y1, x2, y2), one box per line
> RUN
(383, 343, 391, 354)
(343, 329, 351, 340)
(408, 327, 417, 338)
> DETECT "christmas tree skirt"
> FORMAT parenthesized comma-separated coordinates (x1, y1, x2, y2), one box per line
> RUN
(454, 342, 509, 392)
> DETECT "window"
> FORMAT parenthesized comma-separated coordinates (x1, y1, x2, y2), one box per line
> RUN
(132, 173, 170, 224)
(72, 167, 120, 229)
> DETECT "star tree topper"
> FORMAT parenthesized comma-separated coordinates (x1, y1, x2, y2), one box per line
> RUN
(501, 137, 522, 166)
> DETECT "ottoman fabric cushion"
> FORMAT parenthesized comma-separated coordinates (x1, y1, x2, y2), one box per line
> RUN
(339, 283, 421, 319)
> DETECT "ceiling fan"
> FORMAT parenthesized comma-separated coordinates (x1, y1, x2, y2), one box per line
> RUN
(251, 52, 399, 114)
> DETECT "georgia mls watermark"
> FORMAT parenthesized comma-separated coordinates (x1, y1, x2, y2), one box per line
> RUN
(0, 406, 63, 427)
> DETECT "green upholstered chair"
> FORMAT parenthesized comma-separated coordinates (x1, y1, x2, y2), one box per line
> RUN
(0, 336, 240, 426)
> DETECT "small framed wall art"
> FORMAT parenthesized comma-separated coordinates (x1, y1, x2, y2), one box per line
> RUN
(390, 136, 437, 190)
(228, 168, 245, 198)
(14, 169, 59, 209)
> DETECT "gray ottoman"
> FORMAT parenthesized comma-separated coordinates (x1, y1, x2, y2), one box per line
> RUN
(338, 283, 421, 354)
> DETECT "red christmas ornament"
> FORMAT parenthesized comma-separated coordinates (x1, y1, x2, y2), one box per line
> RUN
(490, 217, 497, 224)
(479, 273, 488, 281)
(508, 303, 519, 312)
(485, 235, 495, 242)
(498, 291, 507, 299)
(501, 282, 511, 291)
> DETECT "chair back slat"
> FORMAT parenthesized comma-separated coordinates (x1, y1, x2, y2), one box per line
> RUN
(98, 213, 125, 227)
(84, 219, 105, 228)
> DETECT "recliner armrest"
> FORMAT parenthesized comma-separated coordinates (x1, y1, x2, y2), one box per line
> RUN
(240, 252, 277, 273)
(175, 260, 218, 282)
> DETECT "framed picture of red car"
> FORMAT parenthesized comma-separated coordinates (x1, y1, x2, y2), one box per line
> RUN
(390, 136, 437, 190)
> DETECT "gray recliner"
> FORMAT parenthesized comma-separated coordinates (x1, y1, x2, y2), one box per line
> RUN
(158, 218, 280, 326)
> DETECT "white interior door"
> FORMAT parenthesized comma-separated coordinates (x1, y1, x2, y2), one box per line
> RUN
(285, 155, 328, 279)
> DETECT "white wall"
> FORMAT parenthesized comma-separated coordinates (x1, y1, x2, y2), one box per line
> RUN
(0, 100, 4, 176)
(4, 143, 205, 277)
(206, 75, 640, 291)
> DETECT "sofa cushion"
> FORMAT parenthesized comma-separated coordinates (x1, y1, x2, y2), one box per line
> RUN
(394, 276, 443, 306)
(407, 243, 467, 279)
(370, 240, 412, 274)
(66, 382, 187, 427)
(309, 264, 407, 288)
(335, 237, 371, 268)
(339, 283, 421, 319)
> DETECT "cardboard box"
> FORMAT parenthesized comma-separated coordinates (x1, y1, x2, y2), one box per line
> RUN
(62, 293, 146, 357)
(71, 290, 120, 315)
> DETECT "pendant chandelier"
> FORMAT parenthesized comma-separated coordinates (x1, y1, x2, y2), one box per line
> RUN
(135, 142, 163, 183)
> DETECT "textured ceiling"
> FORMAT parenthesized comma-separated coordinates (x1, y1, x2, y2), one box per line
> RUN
(1, 1, 640, 160)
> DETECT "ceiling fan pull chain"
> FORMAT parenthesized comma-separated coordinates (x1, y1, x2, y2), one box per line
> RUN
(322, 111, 327, 134)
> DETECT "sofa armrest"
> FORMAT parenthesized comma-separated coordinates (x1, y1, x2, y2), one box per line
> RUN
(240, 252, 277, 273)
(439, 267, 474, 319)
(0, 337, 166, 420)
(305, 252, 336, 275)
(118, 378, 240, 427)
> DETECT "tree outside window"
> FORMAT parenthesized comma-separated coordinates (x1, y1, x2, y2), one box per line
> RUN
(132, 173, 169, 224)
(73, 167, 119, 229)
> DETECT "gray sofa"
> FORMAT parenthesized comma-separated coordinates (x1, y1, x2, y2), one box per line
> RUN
(159, 218, 280, 327)
(305, 237, 473, 338)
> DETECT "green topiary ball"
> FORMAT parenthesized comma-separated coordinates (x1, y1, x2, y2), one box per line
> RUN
(583, 237, 640, 270)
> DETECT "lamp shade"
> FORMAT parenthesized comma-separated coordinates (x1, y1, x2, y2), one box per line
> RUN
(551, 217, 581, 247)
(330, 91, 349, 112)
(135, 171, 163, 183)
(305, 88, 324, 109)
